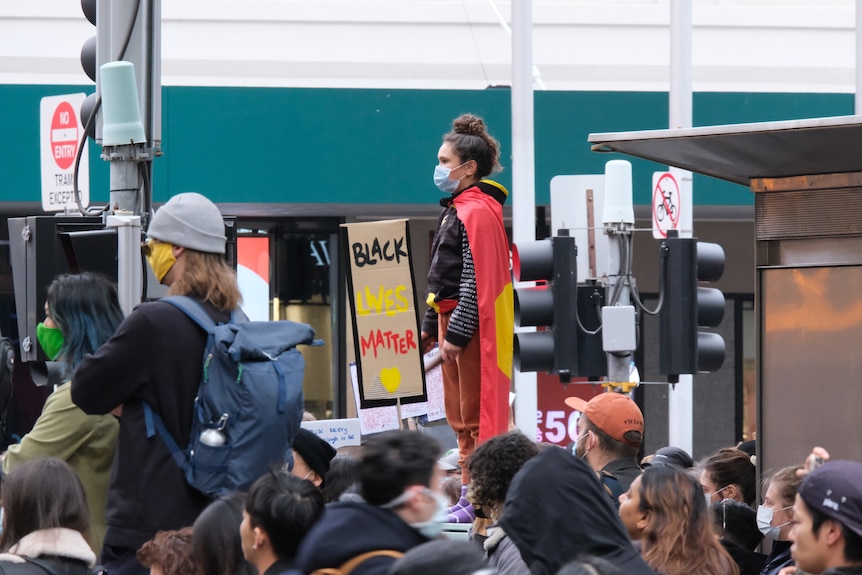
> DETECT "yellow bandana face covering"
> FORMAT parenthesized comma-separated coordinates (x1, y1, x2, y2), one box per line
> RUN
(144, 241, 177, 282)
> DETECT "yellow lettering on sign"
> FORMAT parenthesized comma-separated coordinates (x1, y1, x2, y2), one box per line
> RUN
(355, 285, 410, 316)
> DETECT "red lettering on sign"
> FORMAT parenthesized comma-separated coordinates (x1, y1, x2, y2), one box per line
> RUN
(359, 329, 418, 358)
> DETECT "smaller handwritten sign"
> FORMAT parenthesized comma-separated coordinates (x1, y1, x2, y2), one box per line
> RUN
(350, 363, 400, 434)
(343, 219, 427, 408)
(300, 418, 362, 449)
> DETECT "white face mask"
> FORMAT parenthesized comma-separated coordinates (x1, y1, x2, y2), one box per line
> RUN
(708, 484, 730, 504)
(410, 488, 449, 539)
(756, 504, 792, 539)
(573, 430, 591, 460)
(433, 161, 469, 193)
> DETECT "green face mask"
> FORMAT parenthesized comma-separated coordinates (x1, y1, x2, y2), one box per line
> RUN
(36, 322, 64, 360)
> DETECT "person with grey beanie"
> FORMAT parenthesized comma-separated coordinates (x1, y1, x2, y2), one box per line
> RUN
(72, 192, 241, 575)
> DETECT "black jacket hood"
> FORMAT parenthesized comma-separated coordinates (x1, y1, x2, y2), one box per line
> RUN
(499, 447, 656, 575)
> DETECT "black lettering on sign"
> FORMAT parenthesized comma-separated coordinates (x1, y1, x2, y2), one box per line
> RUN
(351, 236, 408, 268)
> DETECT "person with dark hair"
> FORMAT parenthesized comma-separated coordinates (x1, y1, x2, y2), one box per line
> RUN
(566, 393, 644, 498)
(0, 458, 97, 574)
(321, 454, 360, 504)
(4, 272, 123, 553)
(758, 466, 803, 575)
(712, 500, 766, 575)
(466, 431, 539, 575)
(194, 493, 255, 575)
(500, 447, 655, 575)
(289, 428, 336, 489)
(644, 446, 693, 470)
(556, 555, 623, 575)
(73, 193, 240, 575)
(785, 460, 862, 575)
(241, 470, 324, 575)
(419, 114, 512, 500)
(296, 430, 445, 575)
(700, 447, 758, 507)
(388, 539, 490, 575)
(619, 464, 738, 575)
(137, 528, 196, 575)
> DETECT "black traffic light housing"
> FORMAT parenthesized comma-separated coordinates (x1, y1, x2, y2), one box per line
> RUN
(8, 216, 118, 362)
(513, 234, 579, 382)
(659, 232, 726, 380)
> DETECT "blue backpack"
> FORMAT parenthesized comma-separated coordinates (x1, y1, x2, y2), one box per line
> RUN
(143, 295, 321, 498)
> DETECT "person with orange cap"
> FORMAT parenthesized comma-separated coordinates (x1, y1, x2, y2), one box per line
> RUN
(566, 392, 645, 498)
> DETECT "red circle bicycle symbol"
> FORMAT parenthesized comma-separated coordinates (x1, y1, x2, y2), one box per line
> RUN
(653, 173, 680, 238)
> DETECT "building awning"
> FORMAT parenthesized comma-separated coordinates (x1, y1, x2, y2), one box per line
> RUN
(588, 115, 862, 186)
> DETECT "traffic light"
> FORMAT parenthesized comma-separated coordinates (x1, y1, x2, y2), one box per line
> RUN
(80, 0, 100, 141)
(659, 232, 726, 379)
(79, 0, 162, 147)
(8, 217, 118, 362)
(512, 234, 578, 381)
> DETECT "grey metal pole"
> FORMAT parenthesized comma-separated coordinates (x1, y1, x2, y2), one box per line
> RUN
(669, 0, 694, 454)
(98, 0, 160, 311)
(512, 0, 538, 440)
(857, 0, 862, 113)
(602, 161, 634, 387)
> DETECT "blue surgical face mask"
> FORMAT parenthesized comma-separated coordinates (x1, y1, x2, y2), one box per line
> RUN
(410, 488, 449, 539)
(757, 504, 793, 539)
(433, 161, 469, 193)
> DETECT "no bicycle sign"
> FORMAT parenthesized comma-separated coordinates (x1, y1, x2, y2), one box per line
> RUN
(40, 94, 89, 212)
(652, 171, 681, 239)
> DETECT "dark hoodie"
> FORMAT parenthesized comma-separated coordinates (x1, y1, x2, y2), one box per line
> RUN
(293, 500, 429, 575)
(499, 447, 656, 575)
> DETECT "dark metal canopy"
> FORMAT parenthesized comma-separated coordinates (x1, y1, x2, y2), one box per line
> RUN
(588, 115, 862, 186)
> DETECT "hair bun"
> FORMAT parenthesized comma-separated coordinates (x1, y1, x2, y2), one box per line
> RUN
(453, 114, 486, 137)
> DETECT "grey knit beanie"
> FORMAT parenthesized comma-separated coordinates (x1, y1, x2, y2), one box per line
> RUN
(147, 193, 226, 254)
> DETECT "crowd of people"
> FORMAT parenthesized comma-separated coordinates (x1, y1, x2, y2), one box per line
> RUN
(1, 116, 860, 575)
(3, 388, 859, 575)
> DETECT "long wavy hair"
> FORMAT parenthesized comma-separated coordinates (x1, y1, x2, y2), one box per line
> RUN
(168, 250, 241, 312)
(0, 457, 90, 551)
(192, 493, 256, 575)
(46, 272, 124, 374)
(638, 465, 739, 575)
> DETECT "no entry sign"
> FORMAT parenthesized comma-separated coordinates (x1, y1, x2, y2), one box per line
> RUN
(50, 101, 78, 170)
(40, 94, 89, 212)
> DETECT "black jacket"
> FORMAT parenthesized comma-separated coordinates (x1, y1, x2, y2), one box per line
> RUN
(72, 299, 226, 551)
(499, 447, 656, 575)
(294, 501, 429, 575)
(760, 540, 792, 575)
(422, 180, 508, 341)
(722, 540, 766, 575)
(0, 558, 94, 575)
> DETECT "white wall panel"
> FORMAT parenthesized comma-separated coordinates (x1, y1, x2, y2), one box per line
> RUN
(0, 0, 856, 92)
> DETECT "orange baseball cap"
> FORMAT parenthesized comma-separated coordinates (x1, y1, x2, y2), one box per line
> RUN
(565, 393, 644, 447)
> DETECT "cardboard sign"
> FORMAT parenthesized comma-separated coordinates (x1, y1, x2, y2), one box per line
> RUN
(342, 219, 427, 408)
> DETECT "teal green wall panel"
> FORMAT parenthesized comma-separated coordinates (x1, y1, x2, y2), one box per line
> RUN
(162, 87, 512, 206)
(1, 85, 853, 208)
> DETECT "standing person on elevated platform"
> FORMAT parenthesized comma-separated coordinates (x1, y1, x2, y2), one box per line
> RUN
(420, 114, 513, 519)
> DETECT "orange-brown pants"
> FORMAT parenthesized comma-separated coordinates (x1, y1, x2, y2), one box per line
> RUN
(439, 311, 481, 485)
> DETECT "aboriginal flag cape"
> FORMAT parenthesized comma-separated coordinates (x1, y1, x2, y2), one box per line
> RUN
(453, 180, 513, 442)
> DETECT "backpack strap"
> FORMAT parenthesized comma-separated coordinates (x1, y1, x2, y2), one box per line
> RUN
(337, 550, 404, 575)
(143, 401, 188, 469)
(163, 295, 249, 328)
(599, 470, 624, 508)
(162, 296, 219, 332)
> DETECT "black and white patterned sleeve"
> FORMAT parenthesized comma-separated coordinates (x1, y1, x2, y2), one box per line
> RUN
(445, 222, 479, 347)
